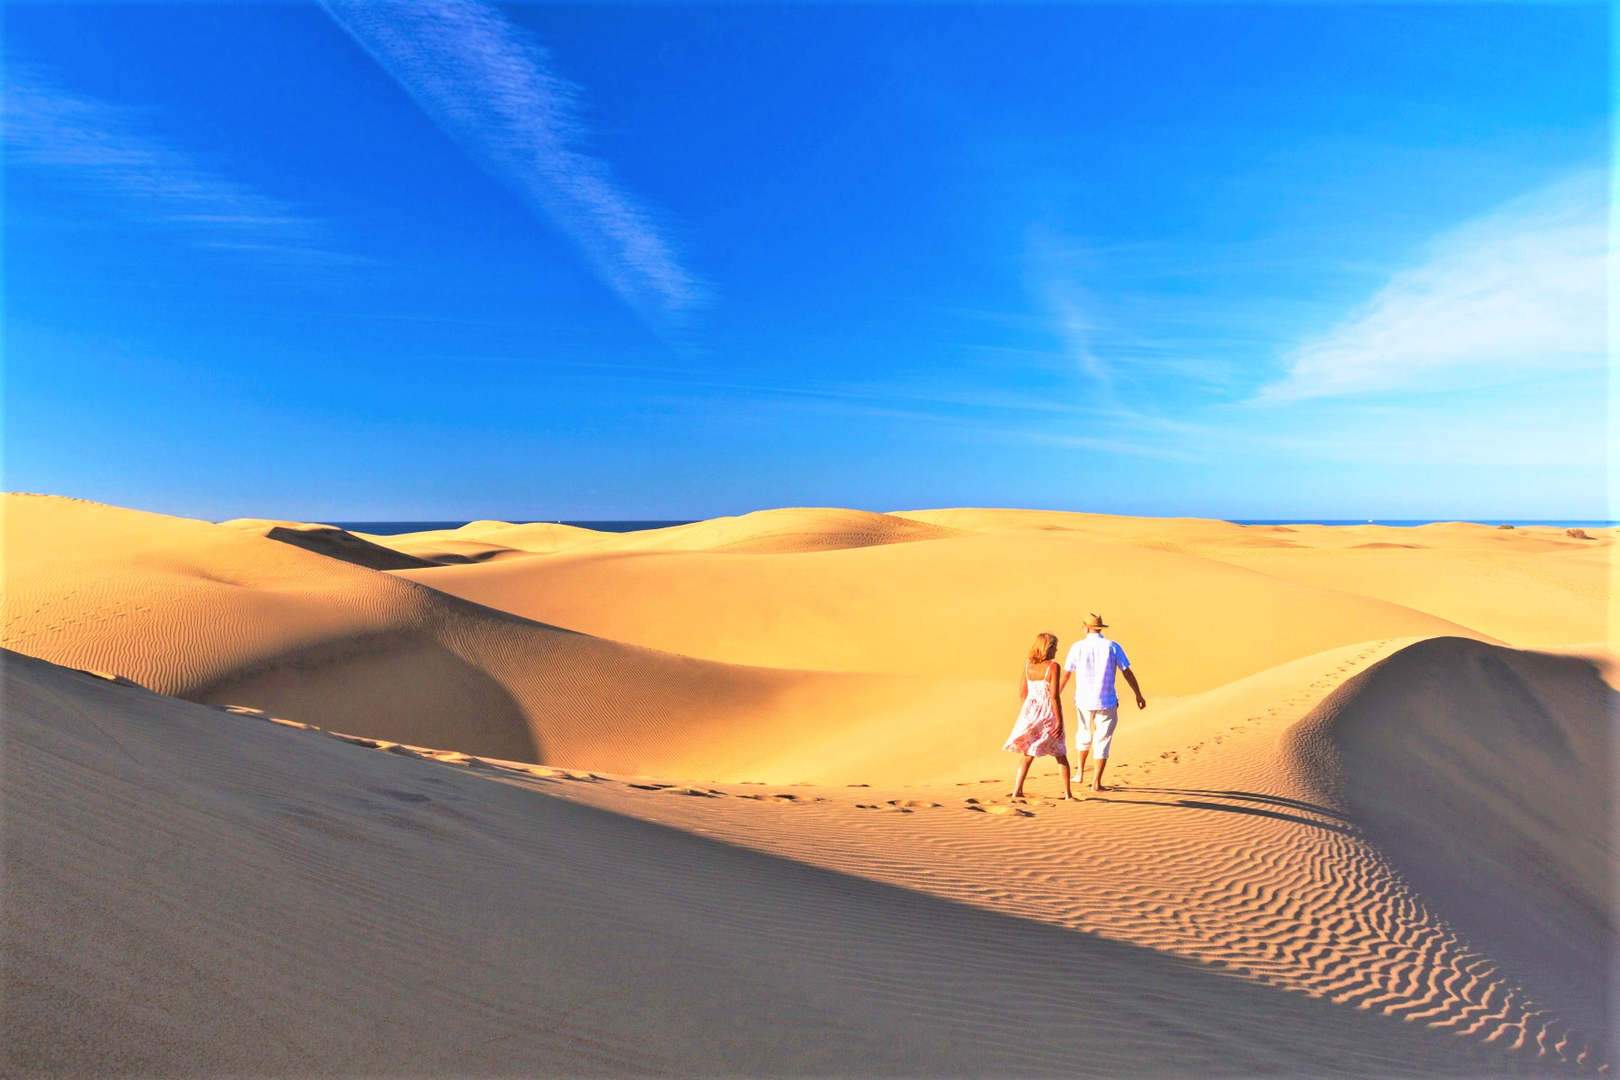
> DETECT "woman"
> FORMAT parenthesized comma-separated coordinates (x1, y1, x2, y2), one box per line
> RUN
(1004, 632, 1073, 799)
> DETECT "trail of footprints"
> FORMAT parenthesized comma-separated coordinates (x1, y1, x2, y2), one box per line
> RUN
(203, 645, 1395, 827)
(188, 639, 1602, 1074)
(106, 642, 1393, 825)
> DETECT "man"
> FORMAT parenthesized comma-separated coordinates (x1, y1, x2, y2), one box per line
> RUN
(1060, 613, 1146, 792)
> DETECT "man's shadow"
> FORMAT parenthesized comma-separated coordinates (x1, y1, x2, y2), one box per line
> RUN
(1085, 786, 1358, 835)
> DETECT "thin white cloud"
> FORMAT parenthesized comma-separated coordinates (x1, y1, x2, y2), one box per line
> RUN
(1, 67, 339, 261)
(1045, 283, 1114, 389)
(320, 0, 703, 328)
(1258, 169, 1607, 402)
(1026, 230, 1254, 411)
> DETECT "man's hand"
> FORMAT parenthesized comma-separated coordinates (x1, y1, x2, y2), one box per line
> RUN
(1123, 667, 1146, 711)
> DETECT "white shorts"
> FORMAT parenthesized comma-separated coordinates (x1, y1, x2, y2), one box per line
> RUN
(1074, 707, 1119, 759)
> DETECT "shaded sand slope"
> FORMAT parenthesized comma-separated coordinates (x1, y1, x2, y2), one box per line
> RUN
(1290, 637, 1617, 1052)
(2, 650, 1531, 1076)
(357, 508, 957, 563)
(399, 528, 1483, 687)
(0, 496, 1001, 779)
(447, 637, 1612, 1073)
(220, 518, 442, 571)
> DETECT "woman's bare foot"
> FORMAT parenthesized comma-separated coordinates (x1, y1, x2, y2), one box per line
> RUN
(1060, 792, 1074, 801)
(1091, 782, 1108, 793)
(1009, 791, 1024, 799)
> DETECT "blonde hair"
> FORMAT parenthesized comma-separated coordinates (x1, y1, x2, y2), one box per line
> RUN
(1028, 632, 1058, 664)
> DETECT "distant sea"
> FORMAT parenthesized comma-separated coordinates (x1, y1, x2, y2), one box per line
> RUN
(332, 520, 696, 535)
(332, 518, 1613, 535)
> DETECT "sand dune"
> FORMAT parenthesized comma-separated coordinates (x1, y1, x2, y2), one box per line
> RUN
(470, 636, 1609, 1074)
(890, 510, 1614, 648)
(1, 649, 1566, 1076)
(0, 495, 998, 779)
(1196, 528, 1611, 648)
(358, 519, 608, 562)
(221, 517, 443, 570)
(2, 495, 1610, 1074)
(1290, 637, 1616, 1054)
(354, 507, 957, 564)
(398, 527, 1484, 688)
(575, 507, 963, 554)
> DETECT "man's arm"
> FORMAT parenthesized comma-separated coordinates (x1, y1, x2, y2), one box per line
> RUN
(1122, 667, 1146, 710)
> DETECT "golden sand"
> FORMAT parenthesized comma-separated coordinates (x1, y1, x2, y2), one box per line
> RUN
(2, 494, 1611, 1074)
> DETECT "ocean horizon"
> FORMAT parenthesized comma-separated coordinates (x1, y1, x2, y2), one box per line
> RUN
(318, 518, 1618, 536)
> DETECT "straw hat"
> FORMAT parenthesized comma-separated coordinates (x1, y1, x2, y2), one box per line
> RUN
(1084, 612, 1109, 631)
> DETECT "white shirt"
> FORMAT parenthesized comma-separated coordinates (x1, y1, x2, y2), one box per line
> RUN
(1064, 633, 1131, 710)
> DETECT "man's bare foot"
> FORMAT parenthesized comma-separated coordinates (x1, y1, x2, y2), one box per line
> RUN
(1091, 783, 1108, 793)
(1060, 792, 1074, 800)
(1009, 792, 1024, 799)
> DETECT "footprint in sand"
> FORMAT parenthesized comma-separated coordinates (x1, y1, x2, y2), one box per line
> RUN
(888, 799, 942, 809)
(969, 804, 1034, 817)
(628, 782, 673, 791)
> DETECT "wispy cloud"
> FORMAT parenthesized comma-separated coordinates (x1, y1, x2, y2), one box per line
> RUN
(320, 0, 704, 330)
(1044, 282, 1115, 390)
(1025, 231, 1258, 413)
(1025, 230, 1116, 392)
(2, 67, 341, 262)
(1258, 169, 1606, 402)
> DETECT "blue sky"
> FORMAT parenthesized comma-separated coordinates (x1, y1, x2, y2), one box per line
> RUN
(3, 2, 1609, 520)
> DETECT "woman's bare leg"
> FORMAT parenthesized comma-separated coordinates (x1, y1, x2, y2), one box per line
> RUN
(1010, 755, 1033, 798)
(1057, 755, 1073, 799)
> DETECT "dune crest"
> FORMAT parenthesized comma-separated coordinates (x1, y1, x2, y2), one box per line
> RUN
(361, 519, 609, 562)
(1288, 637, 1615, 1061)
(594, 507, 964, 554)
(357, 507, 959, 563)
(221, 518, 442, 570)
